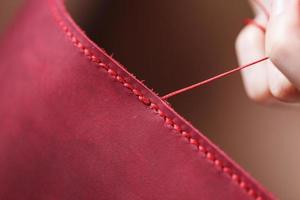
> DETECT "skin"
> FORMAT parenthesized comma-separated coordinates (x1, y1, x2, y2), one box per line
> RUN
(236, 0, 300, 104)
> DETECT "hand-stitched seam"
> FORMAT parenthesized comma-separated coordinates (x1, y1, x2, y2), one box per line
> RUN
(48, 1, 264, 199)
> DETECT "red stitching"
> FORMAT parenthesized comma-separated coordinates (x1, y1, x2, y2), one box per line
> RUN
(49, 1, 265, 199)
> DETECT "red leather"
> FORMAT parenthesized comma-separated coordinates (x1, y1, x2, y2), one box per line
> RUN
(0, 0, 275, 199)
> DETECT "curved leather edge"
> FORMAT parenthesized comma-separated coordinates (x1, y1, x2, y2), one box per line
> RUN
(48, 0, 276, 199)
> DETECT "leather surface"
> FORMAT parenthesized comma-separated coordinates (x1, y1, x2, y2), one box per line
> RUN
(0, 0, 275, 199)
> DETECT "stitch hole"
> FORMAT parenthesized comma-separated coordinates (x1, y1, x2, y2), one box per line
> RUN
(214, 159, 222, 167)
(59, 21, 64, 27)
(83, 49, 91, 56)
(71, 36, 79, 44)
(222, 167, 231, 174)
(99, 62, 108, 70)
(206, 152, 215, 161)
(76, 42, 84, 49)
(190, 138, 199, 146)
(231, 174, 240, 182)
(90, 55, 99, 63)
(66, 31, 72, 37)
(150, 103, 159, 110)
(108, 69, 117, 78)
(172, 124, 181, 132)
(138, 96, 151, 106)
(189, 138, 200, 151)
(181, 131, 192, 141)
(143, 98, 151, 106)
(239, 181, 247, 189)
(157, 109, 165, 117)
(248, 189, 255, 196)
(123, 83, 133, 90)
(133, 89, 142, 96)
(198, 145, 206, 153)
(164, 117, 173, 125)
(116, 75, 125, 83)
(62, 26, 68, 32)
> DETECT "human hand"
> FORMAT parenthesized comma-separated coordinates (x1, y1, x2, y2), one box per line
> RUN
(236, 0, 300, 104)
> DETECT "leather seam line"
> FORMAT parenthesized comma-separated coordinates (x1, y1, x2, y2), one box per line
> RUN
(48, 1, 264, 199)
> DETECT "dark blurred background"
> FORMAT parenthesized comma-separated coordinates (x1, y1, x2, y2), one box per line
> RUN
(1, 0, 300, 199)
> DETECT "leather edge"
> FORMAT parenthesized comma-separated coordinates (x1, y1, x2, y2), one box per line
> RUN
(46, 0, 276, 199)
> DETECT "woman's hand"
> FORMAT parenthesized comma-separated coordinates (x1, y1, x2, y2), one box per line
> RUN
(236, 0, 300, 104)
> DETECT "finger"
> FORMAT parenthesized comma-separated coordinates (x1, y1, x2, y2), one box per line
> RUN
(235, 1, 274, 103)
(236, 16, 274, 103)
(250, 0, 271, 19)
(266, 0, 300, 90)
(266, 59, 300, 102)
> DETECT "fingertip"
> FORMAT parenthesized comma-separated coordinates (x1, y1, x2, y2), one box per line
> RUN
(243, 80, 273, 104)
(270, 83, 300, 102)
(267, 63, 300, 102)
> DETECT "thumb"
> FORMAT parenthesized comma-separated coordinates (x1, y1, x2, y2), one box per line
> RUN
(266, 0, 300, 89)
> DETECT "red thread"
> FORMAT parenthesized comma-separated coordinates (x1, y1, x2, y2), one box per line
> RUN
(244, 18, 266, 33)
(49, 0, 266, 199)
(161, 0, 269, 100)
(162, 57, 269, 100)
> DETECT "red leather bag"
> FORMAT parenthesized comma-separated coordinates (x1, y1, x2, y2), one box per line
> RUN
(0, 0, 275, 199)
